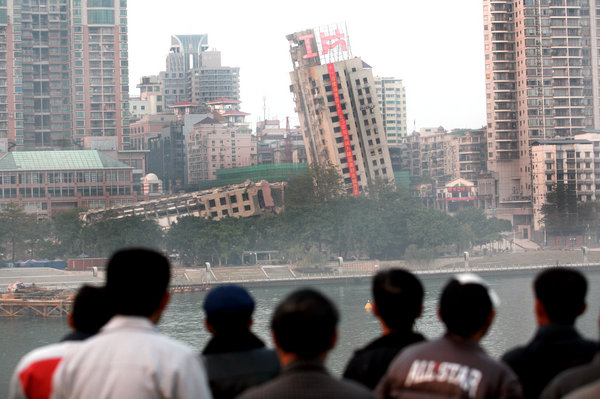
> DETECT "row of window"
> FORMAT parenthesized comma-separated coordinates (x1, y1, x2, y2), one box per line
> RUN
(0, 171, 131, 185)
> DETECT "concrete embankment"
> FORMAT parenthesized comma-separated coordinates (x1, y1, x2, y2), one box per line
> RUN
(3, 248, 600, 292)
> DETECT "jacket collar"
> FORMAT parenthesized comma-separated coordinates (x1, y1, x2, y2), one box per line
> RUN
(283, 359, 328, 375)
(100, 315, 158, 334)
(203, 330, 265, 355)
(535, 324, 581, 340)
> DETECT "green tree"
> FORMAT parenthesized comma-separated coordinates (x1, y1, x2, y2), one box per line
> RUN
(285, 162, 345, 206)
(87, 215, 163, 257)
(0, 203, 36, 262)
(52, 209, 85, 256)
(454, 207, 512, 247)
(541, 183, 578, 233)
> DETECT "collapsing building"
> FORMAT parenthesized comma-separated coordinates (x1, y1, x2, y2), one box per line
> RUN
(287, 26, 394, 195)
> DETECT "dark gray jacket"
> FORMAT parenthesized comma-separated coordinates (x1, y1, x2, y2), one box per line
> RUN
(237, 359, 376, 399)
(540, 353, 600, 399)
(203, 347, 280, 399)
(377, 334, 523, 399)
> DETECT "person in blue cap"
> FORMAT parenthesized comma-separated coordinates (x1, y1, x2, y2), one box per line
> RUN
(201, 284, 280, 399)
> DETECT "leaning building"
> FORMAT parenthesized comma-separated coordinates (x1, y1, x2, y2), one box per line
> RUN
(287, 26, 394, 195)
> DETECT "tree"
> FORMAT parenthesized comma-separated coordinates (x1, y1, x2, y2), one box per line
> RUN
(52, 209, 85, 256)
(87, 215, 163, 257)
(0, 203, 36, 262)
(454, 207, 512, 247)
(541, 183, 579, 233)
(285, 162, 345, 206)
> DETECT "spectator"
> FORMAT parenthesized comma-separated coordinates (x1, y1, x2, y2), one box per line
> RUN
(202, 284, 280, 399)
(237, 288, 376, 399)
(563, 379, 600, 399)
(344, 269, 425, 389)
(9, 285, 112, 399)
(376, 273, 522, 399)
(539, 310, 600, 399)
(502, 268, 596, 399)
(53, 248, 212, 399)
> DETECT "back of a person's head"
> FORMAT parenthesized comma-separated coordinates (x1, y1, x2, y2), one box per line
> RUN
(105, 248, 170, 317)
(534, 267, 587, 325)
(439, 274, 495, 338)
(372, 269, 423, 331)
(71, 285, 113, 334)
(271, 288, 339, 360)
(203, 284, 255, 332)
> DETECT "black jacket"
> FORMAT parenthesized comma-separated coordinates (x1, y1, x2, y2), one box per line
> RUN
(502, 325, 597, 399)
(343, 331, 425, 389)
(202, 330, 280, 399)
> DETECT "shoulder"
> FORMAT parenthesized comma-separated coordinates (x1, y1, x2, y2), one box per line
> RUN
(565, 380, 600, 399)
(238, 373, 376, 399)
(502, 345, 527, 365)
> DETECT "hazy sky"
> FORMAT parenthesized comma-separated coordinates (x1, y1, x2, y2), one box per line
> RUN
(128, 0, 486, 131)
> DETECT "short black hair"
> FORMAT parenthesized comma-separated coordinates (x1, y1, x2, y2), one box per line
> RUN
(105, 248, 171, 317)
(271, 288, 339, 359)
(71, 285, 113, 334)
(534, 268, 587, 325)
(439, 279, 493, 338)
(372, 269, 423, 331)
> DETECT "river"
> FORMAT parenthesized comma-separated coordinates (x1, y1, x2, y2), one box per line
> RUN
(2, 268, 600, 395)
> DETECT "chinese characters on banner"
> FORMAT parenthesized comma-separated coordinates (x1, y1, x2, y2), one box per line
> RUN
(447, 186, 470, 192)
(327, 63, 360, 196)
(299, 29, 348, 62)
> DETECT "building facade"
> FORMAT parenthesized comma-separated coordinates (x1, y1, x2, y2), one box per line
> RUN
(159, 35, 239, 107)
(0, 149, 135, 215)
(483, 0, 600, 236)
(0, 0, 130, 150)
(287, 27, 395, 195)
(530, 132, 600, 231)
(187, 117, 256, 185)
(256, 119, 307, 165)
(374, 76, 407, 146)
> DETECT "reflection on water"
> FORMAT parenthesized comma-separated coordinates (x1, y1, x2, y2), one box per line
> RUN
(2, 268, 600, 394)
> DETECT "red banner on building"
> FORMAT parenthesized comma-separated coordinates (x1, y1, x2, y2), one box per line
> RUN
(327, 63, 360, 196)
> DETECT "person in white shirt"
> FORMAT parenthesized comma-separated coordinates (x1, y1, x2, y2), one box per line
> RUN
(52, 248, 212, 399)
(9, 285, 112, 399)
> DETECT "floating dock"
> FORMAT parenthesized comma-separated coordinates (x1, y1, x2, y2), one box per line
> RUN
(0, 298, 71, 317)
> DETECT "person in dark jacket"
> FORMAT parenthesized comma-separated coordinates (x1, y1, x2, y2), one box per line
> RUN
(343, 268, 426, 389)
(237, 288, 376, 399)
(502, 268, 597, 399)
(376, 273, 523, 399)
(201, 284, 280, 399)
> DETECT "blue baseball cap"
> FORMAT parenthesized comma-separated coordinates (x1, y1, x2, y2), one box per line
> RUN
(203, 284, 255, 319)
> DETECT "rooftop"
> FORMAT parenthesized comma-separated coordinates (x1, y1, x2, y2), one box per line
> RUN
(205, 98, 240, 104)
(0, 150, 132, 171)
(531, 139, 592, 146)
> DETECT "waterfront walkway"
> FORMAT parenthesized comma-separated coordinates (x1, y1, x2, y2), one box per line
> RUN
(2, 249, 600, 292)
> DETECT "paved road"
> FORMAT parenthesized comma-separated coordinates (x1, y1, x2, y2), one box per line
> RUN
(0, 267, 103, 291)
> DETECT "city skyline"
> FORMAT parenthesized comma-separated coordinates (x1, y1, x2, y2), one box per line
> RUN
(127, 0, 486, 131)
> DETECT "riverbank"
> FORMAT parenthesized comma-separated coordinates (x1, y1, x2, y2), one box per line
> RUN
(2, 249, 600, 292)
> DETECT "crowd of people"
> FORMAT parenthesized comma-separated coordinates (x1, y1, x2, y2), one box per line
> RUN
(8, 247, 600, 399)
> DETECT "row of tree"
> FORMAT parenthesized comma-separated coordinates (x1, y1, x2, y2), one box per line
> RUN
(0, 164, 512, 266)
(541, 183, 600, 234)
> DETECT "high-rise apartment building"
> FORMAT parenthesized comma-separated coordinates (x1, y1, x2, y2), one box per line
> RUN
(0, 0, 130, 150)
(287, 26, 394, 195)
(483, 0, 600, 237)
(374, 76, 407, 146)
(159, 35, 239, 107)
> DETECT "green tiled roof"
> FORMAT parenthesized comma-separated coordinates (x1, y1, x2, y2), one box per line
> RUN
(0, 150, 132, 171)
